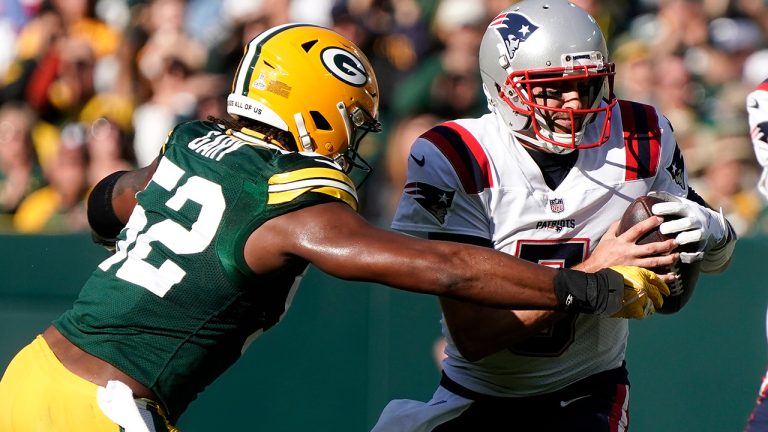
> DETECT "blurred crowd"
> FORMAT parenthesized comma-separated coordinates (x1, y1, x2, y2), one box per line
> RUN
(0, 0, 766, 236)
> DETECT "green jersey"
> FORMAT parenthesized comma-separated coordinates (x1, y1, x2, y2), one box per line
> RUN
(53, 120, 358, 421)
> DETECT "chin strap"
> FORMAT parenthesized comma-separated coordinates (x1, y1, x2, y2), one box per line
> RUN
(293, 112, 313, 152)
(511, 129, 577, 155)
(531, 109, 585, 152)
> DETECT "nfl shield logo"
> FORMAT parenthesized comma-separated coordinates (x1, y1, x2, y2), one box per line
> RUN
(549, 198, 564, 213)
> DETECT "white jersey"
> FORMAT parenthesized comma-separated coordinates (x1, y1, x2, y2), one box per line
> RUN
(392, 100, 689, 396)
(747, 80, 768, 201)
(746, 81, 768, 345)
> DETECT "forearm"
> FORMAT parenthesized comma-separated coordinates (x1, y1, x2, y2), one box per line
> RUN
(279, 203, 618, 314)
(414, 240, 561, 308)
(336, 234, 558, 307)
(327, 234, 616, 313)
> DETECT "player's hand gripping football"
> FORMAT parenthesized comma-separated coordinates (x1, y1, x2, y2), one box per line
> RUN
(647, 191, 728, 264)
(606, 266, 670, 319)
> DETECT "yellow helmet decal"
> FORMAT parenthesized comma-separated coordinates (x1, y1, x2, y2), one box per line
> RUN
(231, 23, 311, 97)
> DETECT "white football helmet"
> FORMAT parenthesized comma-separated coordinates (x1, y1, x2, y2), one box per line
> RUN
(479, 0, 616, 153)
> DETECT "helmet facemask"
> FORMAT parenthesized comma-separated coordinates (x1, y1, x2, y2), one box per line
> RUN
(478, 0, 618, 154)
(499, 56, 616, 153)
(334, 104, 381, 186)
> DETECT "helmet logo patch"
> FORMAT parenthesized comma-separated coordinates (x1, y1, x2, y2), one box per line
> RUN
(321, 47, 368, 87)
(267, 80, 291, 98)
(489, 12, 539, 62)
(253, 73, 267, 90)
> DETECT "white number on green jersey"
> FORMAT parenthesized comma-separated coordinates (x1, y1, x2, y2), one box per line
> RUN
(98, 158, 225, 297)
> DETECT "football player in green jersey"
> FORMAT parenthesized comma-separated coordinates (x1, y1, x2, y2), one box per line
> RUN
(0, 24, 675, 431)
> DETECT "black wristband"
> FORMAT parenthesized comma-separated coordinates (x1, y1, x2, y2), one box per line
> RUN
(554, 268, 619, 314)
(87, 170, 128, 242)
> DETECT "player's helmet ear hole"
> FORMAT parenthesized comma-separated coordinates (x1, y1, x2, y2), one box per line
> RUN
(310, 111, 332, 130)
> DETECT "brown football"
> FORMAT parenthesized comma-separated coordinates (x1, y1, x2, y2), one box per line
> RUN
(616, 195, 701, 314)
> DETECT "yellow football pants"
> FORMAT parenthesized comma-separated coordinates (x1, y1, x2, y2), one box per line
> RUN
(0, 335, 119, 431)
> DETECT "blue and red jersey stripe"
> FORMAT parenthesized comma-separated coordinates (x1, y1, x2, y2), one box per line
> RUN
(419, 121, 493, 194)
(619, 100, 661, 181)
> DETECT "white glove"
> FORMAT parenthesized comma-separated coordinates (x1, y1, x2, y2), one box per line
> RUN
(647, 191, 727, 264)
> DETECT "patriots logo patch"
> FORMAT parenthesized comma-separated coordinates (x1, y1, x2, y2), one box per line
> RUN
(489, 12, 540, 61)
(666, 144, 687, 189)
(404, 182, 455, 225)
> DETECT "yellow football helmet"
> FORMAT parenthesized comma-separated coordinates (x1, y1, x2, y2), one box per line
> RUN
(227, 23, 381, 174)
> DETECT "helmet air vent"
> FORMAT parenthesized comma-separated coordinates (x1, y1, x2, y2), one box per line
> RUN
(310, 111, 332, 130)
(301, 40, 319, 52)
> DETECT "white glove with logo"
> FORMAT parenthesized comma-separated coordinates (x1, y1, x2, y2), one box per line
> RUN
(647, 191, 729, 264)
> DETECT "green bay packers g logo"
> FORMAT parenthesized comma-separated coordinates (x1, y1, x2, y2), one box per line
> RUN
(321, 47, 368, 87)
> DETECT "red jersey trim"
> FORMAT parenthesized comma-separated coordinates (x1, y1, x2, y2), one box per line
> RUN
(619, 100, 661, 181)
(419, 121, 493, 194)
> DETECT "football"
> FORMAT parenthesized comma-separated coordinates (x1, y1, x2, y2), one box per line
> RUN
(616, 195, 701, 314)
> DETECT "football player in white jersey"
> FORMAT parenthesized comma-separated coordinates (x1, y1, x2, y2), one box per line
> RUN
(744, 79, 768, 432)
(372, 1, 737, 431)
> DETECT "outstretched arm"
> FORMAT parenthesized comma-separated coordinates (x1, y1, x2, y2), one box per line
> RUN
(244, 201, 666, 314)
(245, 202, 560, 308)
